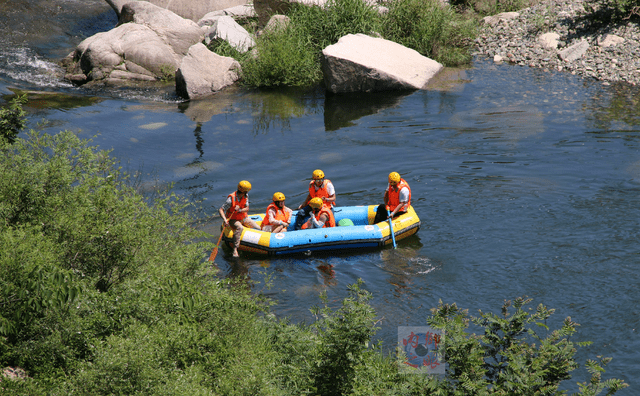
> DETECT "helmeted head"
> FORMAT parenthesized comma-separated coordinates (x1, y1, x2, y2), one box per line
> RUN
(309, 197, 323, 210)
(388, 172, 401, 185)
(312, 169, 325, 180)
(273, 192, 286, 202)
(237, 180, 252, 193)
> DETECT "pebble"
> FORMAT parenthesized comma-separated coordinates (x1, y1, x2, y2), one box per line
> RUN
(474, 0, 640, 85)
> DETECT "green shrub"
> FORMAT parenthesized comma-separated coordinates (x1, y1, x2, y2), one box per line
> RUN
(381, 0, 477, 66)
(240, 24, 322, 87)
(0, 94, 27, 144)
(426, 297, 629, 395)
(240, 0, 382, 87)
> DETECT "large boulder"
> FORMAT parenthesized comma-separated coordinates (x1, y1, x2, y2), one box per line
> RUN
(64, 1, 203, 85)
(175, 43, 241, 99)
(105, 0, 250, 22)
(202, 15, 255, 53)
(321, 34, 443, 93)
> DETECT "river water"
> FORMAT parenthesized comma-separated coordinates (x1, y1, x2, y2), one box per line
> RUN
(1, 0, 639, 392)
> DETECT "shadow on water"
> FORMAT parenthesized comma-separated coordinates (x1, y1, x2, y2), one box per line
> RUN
(324, 90, 414, 131)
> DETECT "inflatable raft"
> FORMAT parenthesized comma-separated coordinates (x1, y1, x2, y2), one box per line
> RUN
(221, 205, 420, 256)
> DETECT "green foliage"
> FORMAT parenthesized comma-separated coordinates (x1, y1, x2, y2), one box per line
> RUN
(0, 95, 27, 144)
(381, 0, 477, 66)
(240, 24, 322, 87)
(427, 297, 628, 395)
(240, 0, 382, 87)
(309, 279, 380, 396)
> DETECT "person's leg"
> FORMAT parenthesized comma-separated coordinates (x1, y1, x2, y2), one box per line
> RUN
(242, 217, 261, 230)
(272, 224, 285, 233)
(230, 220, 243, 257)
(294, 205, 312, 230)
(373, 204, 388, 224)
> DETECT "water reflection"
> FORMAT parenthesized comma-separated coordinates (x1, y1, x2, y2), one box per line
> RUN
(324, 91, 413, 131)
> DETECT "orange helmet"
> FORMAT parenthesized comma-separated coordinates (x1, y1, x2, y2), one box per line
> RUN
(237, 180, 252, 192)
(273, 192, 285, 202)
(309, 197, 323, 209)
(388, 172, 401, 185)
(312, 169, 325, 180)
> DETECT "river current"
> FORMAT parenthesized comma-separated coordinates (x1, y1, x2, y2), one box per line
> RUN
(1, 0, 639, 392)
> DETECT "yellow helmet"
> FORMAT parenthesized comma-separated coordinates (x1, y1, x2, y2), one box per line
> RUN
(388, 172, 401, 184)
(273, 192, 285, 202)
(309, 197, 323, 209)
(312, 169, 325, 180)
(237, 180, 252, 192)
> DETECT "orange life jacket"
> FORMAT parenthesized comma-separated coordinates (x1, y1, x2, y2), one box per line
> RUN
(261, 202, 291, 228)
(308, 179, 335, 207)
(226, 191, 247, 221)
(301, 206, 336, 229)
(388, 178, 411, 212)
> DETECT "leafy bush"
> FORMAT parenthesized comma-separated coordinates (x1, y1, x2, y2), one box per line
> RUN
(381, 0, 477, 66)
(240, 24, 322, 87)
(0, 94, 27, 144)
(240, 0, 382, 87)
(426, 297, 629, 394)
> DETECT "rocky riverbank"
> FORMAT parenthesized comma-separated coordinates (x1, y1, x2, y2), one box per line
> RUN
(473, 0, 640, 86)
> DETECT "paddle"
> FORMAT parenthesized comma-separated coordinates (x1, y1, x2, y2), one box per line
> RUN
(208, 209, 235, 262)
(387, 208, 397, 249)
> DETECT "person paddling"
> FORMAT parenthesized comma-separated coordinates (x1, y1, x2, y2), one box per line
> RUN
(218, 180, 260, 257)
(261, 192, 293, 233)
(301, 197, 336, 229)
(374, 172, 412, 224)
(294, 169, 336, 229)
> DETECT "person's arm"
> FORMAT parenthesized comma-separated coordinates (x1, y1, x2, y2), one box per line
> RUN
(310, 214, 325, 228)
(322, 181, 336, 205)
(219, 197, 232, 227)
(298, 193, 312, 210)
(390, 187, 409, 217)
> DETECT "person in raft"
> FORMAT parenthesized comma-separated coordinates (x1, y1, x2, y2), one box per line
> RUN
(301, 197, 336, 229)
(261, 192, 293, 233)
(373, 172, 412, 224)
(294, 169, 336, 230)
(218, 180, 260, 257)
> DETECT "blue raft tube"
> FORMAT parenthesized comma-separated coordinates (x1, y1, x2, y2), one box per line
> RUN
(220, 205, 420, 256)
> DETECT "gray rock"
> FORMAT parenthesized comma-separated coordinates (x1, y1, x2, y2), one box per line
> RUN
(558, 40, 589, 62)
(538, 32, 560, 50)
(597, 34, 625, 48)
(67, 2, 203, 84)
(321, 34, 443, 93)
(175, 43, 241, 99)
(198, 4, 256, 24)
(105, 0, 251, 22)
(203, 15, 255, 53)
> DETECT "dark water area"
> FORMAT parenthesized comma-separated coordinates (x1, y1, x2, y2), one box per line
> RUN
(1, 0, 639, 393)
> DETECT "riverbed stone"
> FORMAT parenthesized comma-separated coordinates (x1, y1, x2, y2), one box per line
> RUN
(558, 40, 589, 62)
(105, 0, 250, 22)
(597, 33, 625, 48)
(474, 0, 640, 85)
(539, 32, 560, 50)
(202, 15, 255, 53)
(175, 43, 241, 99)
(198, 4, 256, 24)
(321, 34, 443, 93)
(65, 2, 203, 85)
